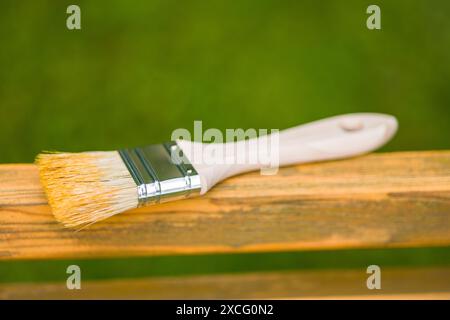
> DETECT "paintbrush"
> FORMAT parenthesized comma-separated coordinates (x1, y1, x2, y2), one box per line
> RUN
(36, 113, 397, 228)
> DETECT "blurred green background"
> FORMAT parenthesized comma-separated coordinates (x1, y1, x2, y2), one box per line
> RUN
(0, 0, 449, 284)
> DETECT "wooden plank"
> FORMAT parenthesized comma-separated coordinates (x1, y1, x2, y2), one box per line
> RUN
(1, 266, 449, 299)
(0, 151, 449, 260)
(301, 293, 450, 300)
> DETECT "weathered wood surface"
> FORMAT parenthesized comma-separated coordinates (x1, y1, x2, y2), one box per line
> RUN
(1, 266, 449, 299)
(0, 151, 449, 260)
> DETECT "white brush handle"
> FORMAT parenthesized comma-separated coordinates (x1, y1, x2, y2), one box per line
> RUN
(177, 113, 398, 194)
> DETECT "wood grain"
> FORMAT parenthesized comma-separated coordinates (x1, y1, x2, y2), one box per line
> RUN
(0, 151, 449, 260)
(1, 266, 449, 299)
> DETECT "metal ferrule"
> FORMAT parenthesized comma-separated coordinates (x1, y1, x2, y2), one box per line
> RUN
(119, 142, 201, 207)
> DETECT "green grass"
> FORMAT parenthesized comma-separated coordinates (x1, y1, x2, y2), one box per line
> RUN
(1, 247, 450, 284)
(0, 0, 449, 163)
(0, 0, 449, 283)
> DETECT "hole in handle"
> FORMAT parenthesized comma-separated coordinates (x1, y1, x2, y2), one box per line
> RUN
(339, 118, 364, 132)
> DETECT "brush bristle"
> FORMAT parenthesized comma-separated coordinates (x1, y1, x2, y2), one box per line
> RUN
(36, 151, 138, 229)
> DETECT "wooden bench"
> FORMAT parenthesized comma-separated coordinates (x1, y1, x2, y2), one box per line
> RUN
(0, 151, 449, 299)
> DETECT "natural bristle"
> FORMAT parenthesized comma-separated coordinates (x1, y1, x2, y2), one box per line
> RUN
(36, 151, 138, 229)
